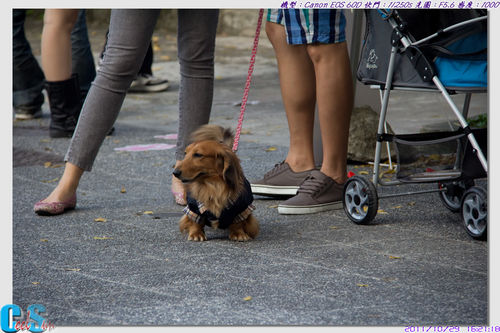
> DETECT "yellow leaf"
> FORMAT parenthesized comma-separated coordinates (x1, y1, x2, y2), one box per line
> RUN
(64, 268, 81, 271)
(143, 211, 154, 215)
(40, 239, 48, 242)
(392, 205, 402, 209)
(94, 217, 107, 222)
(152, 35, 159, 42)
(377, 209, 388, 214)
(265, 147, 277, 152)
(94, 236, 112, 240)
(408, 202, 416, 206)
(40, 138, 51, 143)
(359, 171, 369, 175)
(120, 187, 127, 193)
(31, 282, 40, 285)
(268, 205, 278, 209)
(44, 162, 52, 168)
(388, 255, 401, 260)
(243, 296, 252, 301)
(356, 284, 369, 287)
(42, 177, 60, 184)
(329, 226, 339, 230)
(160, 55, 171, 61)
(153, 45, 161, 52)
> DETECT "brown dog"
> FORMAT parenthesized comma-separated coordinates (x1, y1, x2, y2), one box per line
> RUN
(173, 126, 259, 241)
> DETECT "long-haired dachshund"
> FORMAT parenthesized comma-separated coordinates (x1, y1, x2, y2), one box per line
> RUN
(173, 125, 259, 241)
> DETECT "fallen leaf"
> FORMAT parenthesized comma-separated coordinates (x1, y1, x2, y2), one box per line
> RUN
(153, 45, 161, 52)
(392, 205, 402, 209)
(143, 211, 154, 215)
(44, 162, 52, 168)
(408, 202, 416, 206)
(359, 171, 369, 175)
(265, 147, 277, 152)
(160, 55, 171, 61)
(377, 209, 388, 214)
(31, 282, 40, 285)
(42, 177, 60, 184)
(94, 236, 113, 240)
(329, 226, 339, 230)
(40, 239, 48, 242)
(240, 130, 252, 135)
(40, 138, 51, 143)
(113, 139, 120, 144)
(388, 255, 401, 260)
(243, 296, 252, 301)
(356, 283, 369, 287)
(152, 35, 159, 42)
(120, 187, 127, 193)
(94, 217, 107, 222)
(165, 258, 169, 262)
(64, 268, 81, 271)
(268, 205, 278, 209)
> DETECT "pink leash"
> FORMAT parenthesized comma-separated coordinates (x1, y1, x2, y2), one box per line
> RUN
(232, 9, 265, 152)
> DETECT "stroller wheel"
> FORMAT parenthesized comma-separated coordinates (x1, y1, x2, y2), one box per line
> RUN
(343, 176, 378, 225)
(461, 186, 487, 240)
(438, 180, 474, 213)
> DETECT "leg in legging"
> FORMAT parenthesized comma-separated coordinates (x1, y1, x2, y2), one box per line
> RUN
(37, 9, 160, 206)
(171, 9, 219, 205)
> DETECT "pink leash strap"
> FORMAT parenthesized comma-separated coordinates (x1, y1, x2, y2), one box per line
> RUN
(232, 9, 265, 152)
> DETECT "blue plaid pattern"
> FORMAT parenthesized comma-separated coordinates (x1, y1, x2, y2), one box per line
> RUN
(267, 9, 346, 45)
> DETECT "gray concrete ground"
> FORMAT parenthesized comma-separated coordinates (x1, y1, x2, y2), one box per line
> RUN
(11, 17, 490, 330)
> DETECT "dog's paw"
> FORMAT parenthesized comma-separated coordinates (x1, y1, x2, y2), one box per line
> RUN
(229, 231, 251, 242)
(188, 231, 207, 242)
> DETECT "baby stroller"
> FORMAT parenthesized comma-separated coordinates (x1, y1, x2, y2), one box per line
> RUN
(342, 9, 488, 239)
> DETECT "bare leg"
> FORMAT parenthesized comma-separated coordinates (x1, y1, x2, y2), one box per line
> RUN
(39, 162, 84, 203)
(307, 42, 353, 184)
(265, 21, 316, 173)
(41, 9, 79, 81)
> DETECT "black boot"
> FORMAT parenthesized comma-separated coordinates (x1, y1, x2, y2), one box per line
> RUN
(44, 74, 82, 138)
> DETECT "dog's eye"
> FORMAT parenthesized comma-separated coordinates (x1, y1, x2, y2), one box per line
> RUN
(193, 153, 203, 158)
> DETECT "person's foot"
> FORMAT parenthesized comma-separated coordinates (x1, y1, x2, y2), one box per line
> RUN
(277, 170, 344, 215)
(34, 190, 77, 216)
(251, 161, 314, 196)
(171, 174, 187, 206)
(128, 73, 169, 93)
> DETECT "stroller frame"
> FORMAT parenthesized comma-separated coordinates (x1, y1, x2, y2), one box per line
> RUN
(343, 10, 488, 239)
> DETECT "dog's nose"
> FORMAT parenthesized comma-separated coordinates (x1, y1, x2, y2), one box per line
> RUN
(173, 168, 182, 179)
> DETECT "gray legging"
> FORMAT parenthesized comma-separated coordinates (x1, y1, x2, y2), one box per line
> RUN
(65, 9, 218, 170)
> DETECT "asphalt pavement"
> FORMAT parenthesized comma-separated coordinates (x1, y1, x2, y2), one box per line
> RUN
(10, 33, 491, 331)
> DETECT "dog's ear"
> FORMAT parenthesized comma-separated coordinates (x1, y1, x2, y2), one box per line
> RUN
(220, 147, 244, 192)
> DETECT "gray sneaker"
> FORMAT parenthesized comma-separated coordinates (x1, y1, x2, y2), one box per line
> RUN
(129, 73, 169, 93)
(278, 170, 344, 214)
(251, 161, 314, 196)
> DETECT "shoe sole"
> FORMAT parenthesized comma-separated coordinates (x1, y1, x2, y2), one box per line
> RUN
(35, 206, 75, 216)
(251, 184, 299, 196)
(278, 201, 343, 215)
(15, 110, 42, 120)
(128, 83, 169, 93)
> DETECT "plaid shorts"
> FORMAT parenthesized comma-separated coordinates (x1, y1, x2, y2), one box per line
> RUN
(267, 9, 346, 45)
